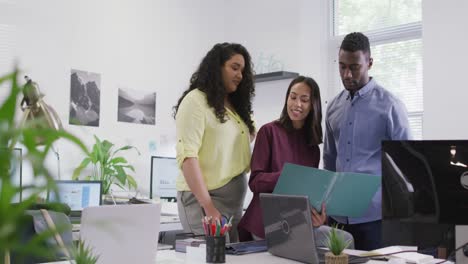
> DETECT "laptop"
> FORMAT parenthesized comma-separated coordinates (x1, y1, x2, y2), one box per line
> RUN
(48, 180, 102, 223)
(260, 193, 327, 264)
(260, 193, 370, 264)
(80, 204, 161, 264)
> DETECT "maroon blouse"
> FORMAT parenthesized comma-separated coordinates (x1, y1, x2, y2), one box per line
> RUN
(238, 121, 320, 241)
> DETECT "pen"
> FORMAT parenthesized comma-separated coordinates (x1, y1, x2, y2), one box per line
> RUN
(202, 218, 208, 236)
(211, 222, 216, 235)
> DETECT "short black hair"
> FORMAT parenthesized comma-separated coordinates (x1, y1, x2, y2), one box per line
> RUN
(340, 32, 371, 57)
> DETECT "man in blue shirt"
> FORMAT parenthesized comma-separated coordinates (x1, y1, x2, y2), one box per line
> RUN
(323, 32, 412, 250)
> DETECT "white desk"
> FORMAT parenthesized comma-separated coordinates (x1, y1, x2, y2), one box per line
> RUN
(41, 249, 452, 264)
(155, 249, 453, 264)
(156, 250, 381, 264)
(41, 251, 384, 264)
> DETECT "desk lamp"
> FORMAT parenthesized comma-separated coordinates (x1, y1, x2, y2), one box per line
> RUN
(10, 76, 63, 178)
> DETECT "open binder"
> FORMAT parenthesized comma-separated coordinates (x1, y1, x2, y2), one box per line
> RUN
(273, 163, 381, 218)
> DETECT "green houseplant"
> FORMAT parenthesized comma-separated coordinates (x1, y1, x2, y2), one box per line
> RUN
(0, 70, 91, 263)
(72, 135, 139, 195)
(73, 240, 100, 264)
(324, 224, 352, 264)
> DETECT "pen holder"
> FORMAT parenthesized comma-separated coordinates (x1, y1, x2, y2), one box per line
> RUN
(206, 236, 225, 263)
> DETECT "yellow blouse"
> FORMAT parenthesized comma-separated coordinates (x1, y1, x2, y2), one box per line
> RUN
(175, 89, 252, 191)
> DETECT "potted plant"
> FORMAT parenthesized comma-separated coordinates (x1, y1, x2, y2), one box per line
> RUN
(0, 70, 89, 263)
(73, 240, 100, 264)
(72, 135, 139, 195)
(324, 224, 352, 264)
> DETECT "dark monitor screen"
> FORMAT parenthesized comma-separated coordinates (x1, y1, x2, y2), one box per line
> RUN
(382, 140, 468, 225)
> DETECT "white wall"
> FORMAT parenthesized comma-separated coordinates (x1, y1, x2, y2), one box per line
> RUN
(3, 0, 227, 195)
(225, 0, 329, 128)
(423, 0, 468, 139)
(423, 1, 468, 262)
(2, 0, 327, 197)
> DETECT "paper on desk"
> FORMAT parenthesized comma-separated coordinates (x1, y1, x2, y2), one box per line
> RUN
(361, 246, 433, 264)
(161, 201, 179, 216)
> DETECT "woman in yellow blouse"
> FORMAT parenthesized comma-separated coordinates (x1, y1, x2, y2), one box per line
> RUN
(173, 43, 256, 242)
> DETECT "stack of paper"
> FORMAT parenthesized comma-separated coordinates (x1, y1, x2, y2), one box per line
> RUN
(175, 238, 206, 253)
(362, 246, 434, 264)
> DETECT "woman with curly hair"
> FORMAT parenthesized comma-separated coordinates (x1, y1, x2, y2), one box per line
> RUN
(173, 42, 255, 242)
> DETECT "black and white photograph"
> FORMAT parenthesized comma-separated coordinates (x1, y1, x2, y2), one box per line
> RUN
(69, 69, 101, 127)
(117, 88, 156, 125)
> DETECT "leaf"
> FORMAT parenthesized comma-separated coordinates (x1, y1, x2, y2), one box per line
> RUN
(73, 157, 91, 179)
(126, 175, 137, 190)
(0, 71, 19, 127)
(120, 164, 135, 172)
(114, 166, 127, 184)
(112, 145, 140, 157)
(109, 157, 127, 164)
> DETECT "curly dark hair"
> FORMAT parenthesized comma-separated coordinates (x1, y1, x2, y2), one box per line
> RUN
(173, 42, 255, 134)
(278, 76, 323, 146)
(340, 32, 371, 58)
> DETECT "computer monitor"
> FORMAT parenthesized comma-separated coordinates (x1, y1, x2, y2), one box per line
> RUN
(48, 180, 102, 213)
(150, 156, 177, 200)
(382, 140, 468, 259)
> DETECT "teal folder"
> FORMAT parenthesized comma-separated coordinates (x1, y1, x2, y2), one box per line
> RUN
(273, 163, 381, 218)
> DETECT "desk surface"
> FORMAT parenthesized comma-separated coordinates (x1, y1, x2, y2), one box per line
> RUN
(156, 250, 383, 264)
(41, 249, 453, 264)
(41, 251, 385, 264)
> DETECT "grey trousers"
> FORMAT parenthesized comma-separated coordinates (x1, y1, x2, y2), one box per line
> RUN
(253, 225, 355, 249)
(177, 174, 247, 243)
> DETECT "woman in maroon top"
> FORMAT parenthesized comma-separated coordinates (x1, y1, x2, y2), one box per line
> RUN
(238, 76, 325, 241)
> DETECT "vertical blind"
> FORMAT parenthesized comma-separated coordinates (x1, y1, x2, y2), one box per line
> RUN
(332, 0, 423, 139)
(371, 39, 423, 139)
(0, 23, 16, 104)
(334, 0, 422, 36)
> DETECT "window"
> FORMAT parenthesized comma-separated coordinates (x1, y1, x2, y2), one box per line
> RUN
(330, 0, 423, 139)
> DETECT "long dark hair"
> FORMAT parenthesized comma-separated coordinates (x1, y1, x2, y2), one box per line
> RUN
(278, 76, 323, 146)
(173, 43, 255, 134)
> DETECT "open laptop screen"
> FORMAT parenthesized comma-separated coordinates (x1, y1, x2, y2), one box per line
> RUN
(48, 180, 102, 211)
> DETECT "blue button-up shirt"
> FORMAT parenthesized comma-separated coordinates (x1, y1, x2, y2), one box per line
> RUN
(323, 78, 412, 224)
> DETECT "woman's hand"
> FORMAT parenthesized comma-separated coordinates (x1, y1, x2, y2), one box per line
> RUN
(311, 203, 327, 227)
(203, 201, 222, 221)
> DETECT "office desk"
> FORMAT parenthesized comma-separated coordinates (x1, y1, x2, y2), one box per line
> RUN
(42, 249, 453, 264)
(42, 250, 385, 264)
(156, 250, 383, 264)
(156, 249, 453, 264)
